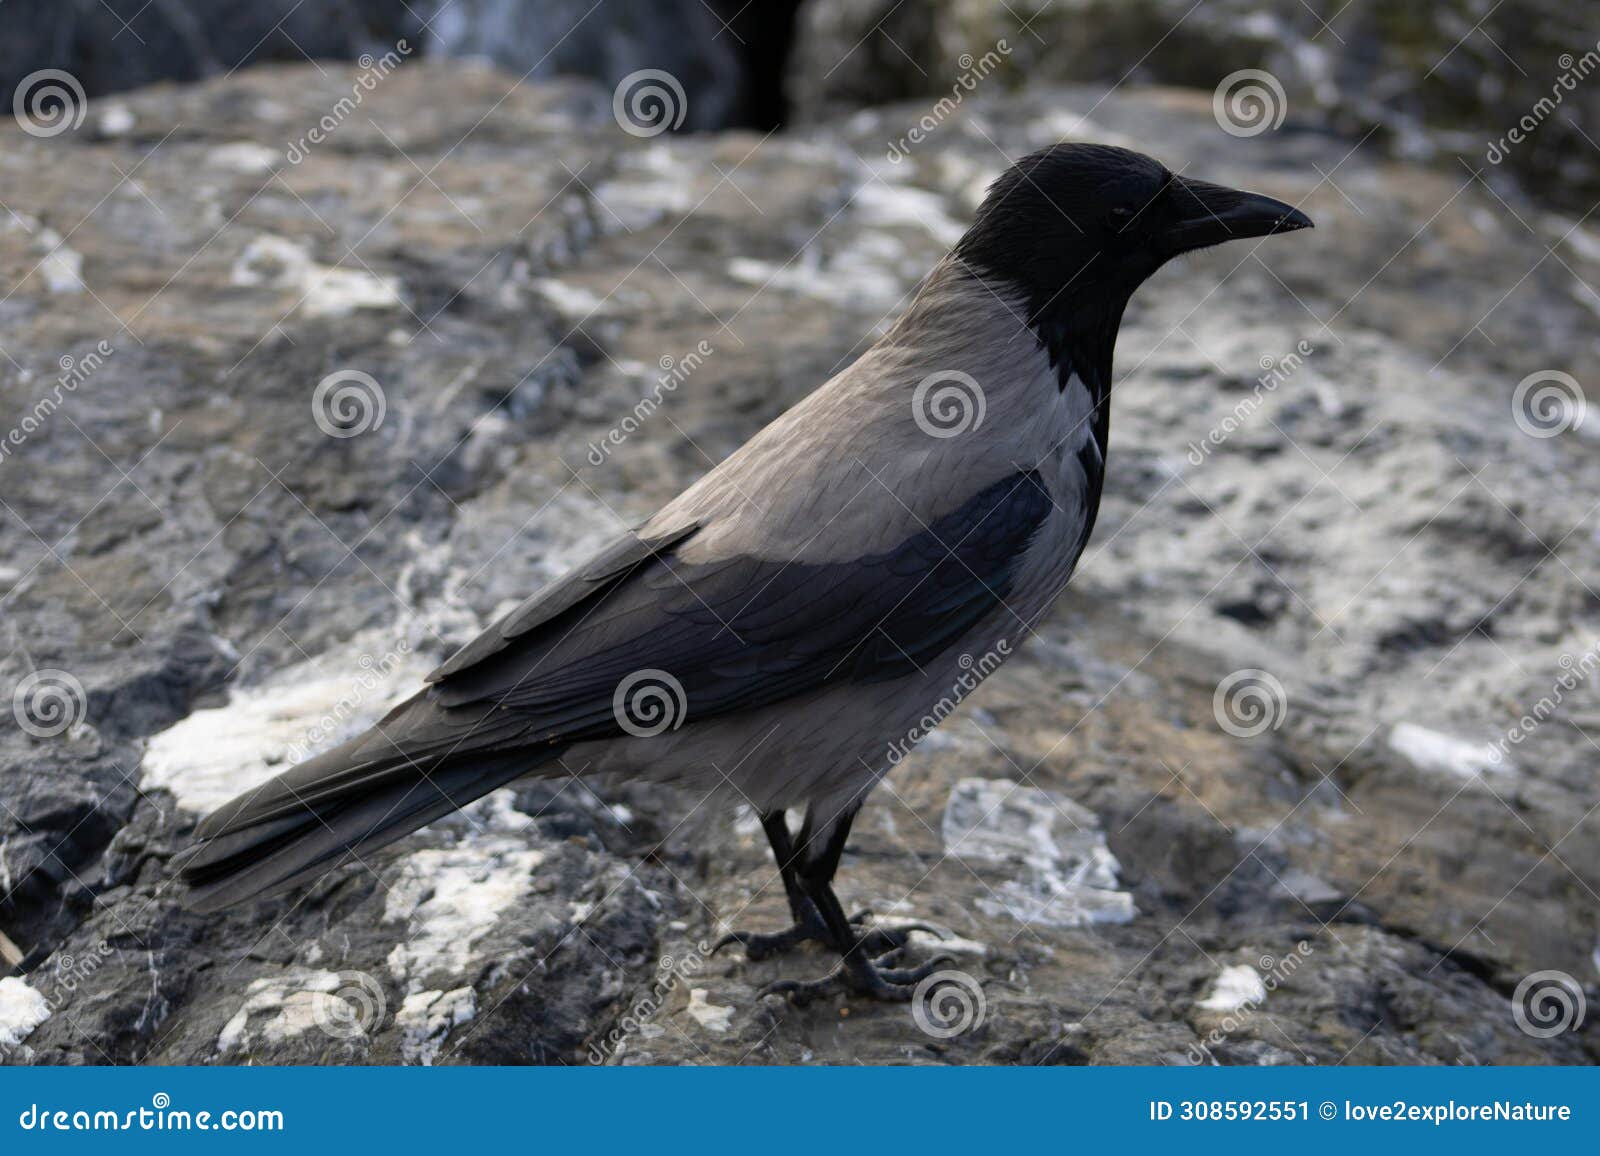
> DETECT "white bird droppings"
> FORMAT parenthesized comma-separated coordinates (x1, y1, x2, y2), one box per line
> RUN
(396, 986, 476, 1066)
(685, 988, 733, 1032)
(1388, 722, 1509, 780)
(0, 977, 51, 1056)
(207, 142, 282, 175)
(1197, 965, 1268, 1012)
(35, 229, 85, 294)
(216, 970, 347, 1055)
(383, 795, 544, 990)
(230, 234, 402, 318)
(141, 631, 427, 814)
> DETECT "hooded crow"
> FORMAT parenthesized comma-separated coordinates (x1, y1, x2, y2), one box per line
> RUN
(183, 143, 1312, 1000)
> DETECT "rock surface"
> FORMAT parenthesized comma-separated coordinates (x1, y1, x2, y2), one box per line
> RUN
(0, 0, 798, 134)
(1, 59, 1598, 1065)
(792, 0, 1600, 213)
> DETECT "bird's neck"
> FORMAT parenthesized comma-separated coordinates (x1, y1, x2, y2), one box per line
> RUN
(1030, 294, 1126, 464)
(889, 259, 1126, 464)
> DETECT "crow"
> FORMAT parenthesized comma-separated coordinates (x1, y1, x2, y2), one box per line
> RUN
(183, 143, 1312, 1000)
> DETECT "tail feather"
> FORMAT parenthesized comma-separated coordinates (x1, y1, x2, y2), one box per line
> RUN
(180, 738, 550, 913)
(192, 695, 520, 838)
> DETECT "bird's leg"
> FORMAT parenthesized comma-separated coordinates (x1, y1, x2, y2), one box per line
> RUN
(713, 810, 941, 963)
(712, 811, 829, 959)
(759, 806, 953, 1004)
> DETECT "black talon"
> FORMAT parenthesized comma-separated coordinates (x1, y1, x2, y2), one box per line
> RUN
(713, 918, 826, 960)
(852, 920, 946, 958)
(875, 954, 957, 985)
(868, 943, 906, 967)
(717, 912, 931, 963)
(758, 952, 959, 1005)
(756, 977, 809, 1002)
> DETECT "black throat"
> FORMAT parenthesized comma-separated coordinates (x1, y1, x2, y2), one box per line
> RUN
(1026, 287, 1128, 468)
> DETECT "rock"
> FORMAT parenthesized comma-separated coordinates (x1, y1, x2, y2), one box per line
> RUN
(397, 987, 477, 1065)
(0, 0, 415, 103)
(1, 59, 1596, 1066)
(1, 1, 801, 134)
(424, 0, 743, 131)
(941, 778, 1136, 928)
(791, 0, 1600, 213)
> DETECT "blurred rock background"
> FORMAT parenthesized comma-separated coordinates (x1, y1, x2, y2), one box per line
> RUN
(3, 1, 1595, 206)
(0, 1, 1596, 1065)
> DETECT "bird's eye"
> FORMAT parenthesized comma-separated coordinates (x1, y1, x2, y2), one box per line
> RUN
(1109, 206, 1135, 230)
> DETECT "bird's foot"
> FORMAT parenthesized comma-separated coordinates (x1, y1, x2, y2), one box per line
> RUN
(713, 909, 942, 962)
(758, 950, 958, 1005)
(711, 917, 823, 962)
(851, 912, 947, 959)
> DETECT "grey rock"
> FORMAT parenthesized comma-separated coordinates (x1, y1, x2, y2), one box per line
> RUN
(791, 0, 1600, 213)
(1, 0, 791, 135)
(424, 0, 744, 132)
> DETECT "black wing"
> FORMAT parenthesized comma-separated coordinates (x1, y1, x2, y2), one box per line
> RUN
(426, 469, 1054, 737)
(427, 520, 704, 681)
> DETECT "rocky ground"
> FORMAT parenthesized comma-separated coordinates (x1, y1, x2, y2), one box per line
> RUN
(791, 0, 1600, 215)
(1, 59, 1597, 1065)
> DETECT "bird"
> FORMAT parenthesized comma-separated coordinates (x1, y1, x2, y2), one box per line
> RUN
(182, 142, 1312, 1002)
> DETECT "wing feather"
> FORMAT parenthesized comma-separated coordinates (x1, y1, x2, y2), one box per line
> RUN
(427, 470, 1053, 734)
(425, 520, 703, 682)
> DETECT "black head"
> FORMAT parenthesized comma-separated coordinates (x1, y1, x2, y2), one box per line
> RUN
(953, 143, 1312, 399)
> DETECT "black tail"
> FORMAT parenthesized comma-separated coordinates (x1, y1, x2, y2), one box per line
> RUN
(180, 711, 551, 912)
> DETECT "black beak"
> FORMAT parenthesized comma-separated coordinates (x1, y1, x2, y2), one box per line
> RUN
(1161, 176, 1313, 255)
